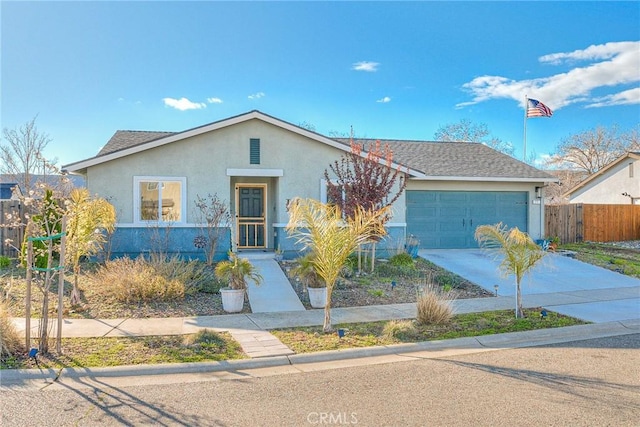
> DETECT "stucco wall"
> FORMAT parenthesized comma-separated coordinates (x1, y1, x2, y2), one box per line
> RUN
(569, 159, 640, 204)
(88, 119, 408, 228)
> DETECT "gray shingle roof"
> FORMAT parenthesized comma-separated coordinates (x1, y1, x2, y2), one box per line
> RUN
(93, 125, 552, 181)
(344, 138, 554, 180)
(98, 130, 175, 156)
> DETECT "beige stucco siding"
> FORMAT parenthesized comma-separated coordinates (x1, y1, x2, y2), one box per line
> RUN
(86, 119, 407, 226)
(569, 159, 639, 204)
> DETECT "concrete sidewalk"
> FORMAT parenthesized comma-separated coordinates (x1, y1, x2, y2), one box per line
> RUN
(11, 287, 640, 359)
(4, 319, 639, 387)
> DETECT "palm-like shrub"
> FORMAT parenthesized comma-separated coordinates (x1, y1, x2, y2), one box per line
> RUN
(286, 198, 388, 332)
(475, 223, 546, 318)
(291, 253, 325, 288)
(214, 253, 263, 290)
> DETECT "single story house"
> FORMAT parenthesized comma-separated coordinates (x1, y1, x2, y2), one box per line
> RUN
(62, 110, 555, 259)
(565, 152, 640, 204)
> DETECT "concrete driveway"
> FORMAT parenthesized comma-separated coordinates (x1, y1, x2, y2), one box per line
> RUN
(419, 249, 640, 323)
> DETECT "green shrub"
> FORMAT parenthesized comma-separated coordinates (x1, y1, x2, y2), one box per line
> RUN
(389, 253, 415, 268)
(368, 289, 385, 297)
(0, 256, 11, 269)
(374, 261, 420, 279)
(383, 319, 418, 341)
(416, 285, 454, 325)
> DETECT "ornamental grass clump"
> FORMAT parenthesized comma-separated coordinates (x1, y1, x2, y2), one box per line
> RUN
(0, 296, 23, 358)
(93, 257, 185, 303)
(416, 284, 454, 325)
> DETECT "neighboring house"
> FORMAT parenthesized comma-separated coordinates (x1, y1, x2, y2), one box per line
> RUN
(0, 173, 85, 196)
(62, 110, 555, 259)
(565, 152, 640, 204)
(0, 182, 21, 200)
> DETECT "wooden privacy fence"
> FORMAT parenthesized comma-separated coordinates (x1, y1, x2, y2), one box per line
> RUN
(545, 203, 640, 243)
(0, 200, 25, 257)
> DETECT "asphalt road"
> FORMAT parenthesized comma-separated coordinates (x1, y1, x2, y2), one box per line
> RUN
(2, 334, 639, 426)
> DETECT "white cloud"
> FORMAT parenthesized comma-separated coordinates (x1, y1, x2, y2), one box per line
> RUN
(163, 97, 206, 111)
(585, 87, 640, 108)
(207, 97, 223, 104)
(376, 96, 391, 103)
(352, 61, 380, 72)
(248, 92, 265, 100)
(457, 41, 640, 110)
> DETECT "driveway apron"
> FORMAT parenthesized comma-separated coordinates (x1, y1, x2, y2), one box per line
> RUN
(419, 249, 640, 323)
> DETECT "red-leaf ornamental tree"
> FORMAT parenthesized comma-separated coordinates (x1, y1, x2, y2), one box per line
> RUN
(324, 137, 407, 270)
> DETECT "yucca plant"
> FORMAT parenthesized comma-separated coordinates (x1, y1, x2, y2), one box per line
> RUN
(475, 222, 546, 318)
(214, 252, 263, 290)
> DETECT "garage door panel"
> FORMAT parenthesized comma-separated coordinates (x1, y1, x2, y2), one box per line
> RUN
(440, 207, 466, 216)
(440, 193, 467, 202)
(407, 190, 528, 249)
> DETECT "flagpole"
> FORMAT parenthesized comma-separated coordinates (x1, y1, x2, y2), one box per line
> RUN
(523, 95, 528, 161)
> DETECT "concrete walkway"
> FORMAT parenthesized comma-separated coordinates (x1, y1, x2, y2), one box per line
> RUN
(240, 252, 305, 313)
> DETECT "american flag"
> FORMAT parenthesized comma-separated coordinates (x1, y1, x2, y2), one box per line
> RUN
(527, 98, 553, 118)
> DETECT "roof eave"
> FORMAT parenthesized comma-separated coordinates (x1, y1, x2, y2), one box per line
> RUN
(410, 175, 558, 183)
(563, 152, 640, 197)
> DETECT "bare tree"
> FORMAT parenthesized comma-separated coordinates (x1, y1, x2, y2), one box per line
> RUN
(1, 117, 54, 194)
(434, 119, 514, 156)
(545, 125, 634, 174)
(543, 170, 589, 205)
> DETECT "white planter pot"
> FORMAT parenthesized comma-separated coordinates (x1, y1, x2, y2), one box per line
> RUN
(308, 287, 327, 308)
(220, 287, 245, 313)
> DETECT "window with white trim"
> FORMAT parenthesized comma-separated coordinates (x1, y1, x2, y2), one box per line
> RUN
(320, 178, 346, 207)
(134, 177, 186, 223)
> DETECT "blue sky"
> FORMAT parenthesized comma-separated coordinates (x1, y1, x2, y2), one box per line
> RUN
(2, 1, 639, 168)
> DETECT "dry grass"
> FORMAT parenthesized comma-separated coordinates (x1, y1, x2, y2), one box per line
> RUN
(0, 295, 23, 358)
(90, 257, 185, 303)
(416, 284, 454, 325)
(382, 319, 418, 340)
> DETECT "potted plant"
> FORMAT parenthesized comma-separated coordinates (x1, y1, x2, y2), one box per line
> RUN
(547, 236, 560, 252)
(405, 234, 420, 258)
(214, 252, 263, 313)
(291, 252, 327, 308)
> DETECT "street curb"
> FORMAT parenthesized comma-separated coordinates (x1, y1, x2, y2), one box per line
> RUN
(2, 320, 638, 384)
(0, 355, 292, 382)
